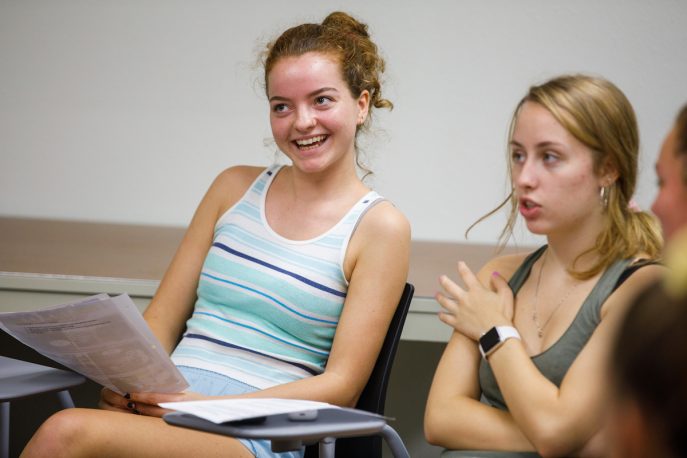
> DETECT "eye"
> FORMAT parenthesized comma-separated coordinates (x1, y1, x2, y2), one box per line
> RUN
(271, 103, 289, 114)
(542, 151, 559, 163)
(314, 95, 333, 106)
(511, 150, 525, 164)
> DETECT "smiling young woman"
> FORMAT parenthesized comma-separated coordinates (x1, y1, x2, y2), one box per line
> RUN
(21, 12, 409, 458)
(425, 75, 663, 457)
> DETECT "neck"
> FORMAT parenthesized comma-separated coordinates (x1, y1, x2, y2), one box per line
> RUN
(545, 212, 605, 273)
(284, 157, 364, 202)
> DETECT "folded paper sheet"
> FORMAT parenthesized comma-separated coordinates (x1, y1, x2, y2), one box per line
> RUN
(0, 293, 188, 395)
(160, 398, 339, 424)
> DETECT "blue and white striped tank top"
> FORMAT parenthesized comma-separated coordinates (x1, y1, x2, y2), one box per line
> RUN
(171, 165, 384, 389)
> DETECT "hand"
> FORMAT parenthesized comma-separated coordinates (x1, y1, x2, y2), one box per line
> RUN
(99, 387, 206, 417)
(435, 261, 515, 341)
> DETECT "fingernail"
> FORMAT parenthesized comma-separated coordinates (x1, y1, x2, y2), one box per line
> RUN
(127, 402, 135, 409)
(492, 271, 500, 277)
(124, 393, 131, 399)
(133, 409, 141, 415)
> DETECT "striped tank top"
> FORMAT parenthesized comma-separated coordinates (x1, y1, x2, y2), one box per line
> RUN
(171, 164, 384, 389)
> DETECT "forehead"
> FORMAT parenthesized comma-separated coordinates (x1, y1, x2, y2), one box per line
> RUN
(267, 52, 344, 96)
(657, 126, 679, 167)
(512, 102, 575, 143)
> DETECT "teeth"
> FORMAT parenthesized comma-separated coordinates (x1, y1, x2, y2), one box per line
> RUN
(296, 135, 325, 146)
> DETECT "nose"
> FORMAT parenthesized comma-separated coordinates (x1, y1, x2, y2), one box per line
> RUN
(294, 107, 316, 132)
(514, 158, 538, 190)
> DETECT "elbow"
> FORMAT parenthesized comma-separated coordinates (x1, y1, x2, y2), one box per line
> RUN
(535, 442, 569, 458)
(424, 425, 443, 447)
(423, 405, 448, 447)
(528, 421, 581, 458)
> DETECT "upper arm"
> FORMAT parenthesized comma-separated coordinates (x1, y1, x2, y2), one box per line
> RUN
(143, 166, 263, 352)
(323, 202, 411, 404)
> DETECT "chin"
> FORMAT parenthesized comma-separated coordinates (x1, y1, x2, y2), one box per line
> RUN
(524, 221, 549, 236)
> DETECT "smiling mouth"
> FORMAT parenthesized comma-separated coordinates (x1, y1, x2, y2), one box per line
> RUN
(294, 135, 328, 150)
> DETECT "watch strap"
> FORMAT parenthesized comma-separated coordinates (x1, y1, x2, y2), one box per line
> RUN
(479, 326, 520, 358)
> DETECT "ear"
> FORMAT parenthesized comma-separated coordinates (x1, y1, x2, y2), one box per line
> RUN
(356, 90, 370, 126)
(598, 159, 620, 188)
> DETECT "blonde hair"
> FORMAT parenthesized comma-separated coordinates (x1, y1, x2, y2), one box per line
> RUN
(471, 75, 662, 278)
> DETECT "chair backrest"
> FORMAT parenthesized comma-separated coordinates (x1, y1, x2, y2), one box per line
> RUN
(305, 282, 415, 458)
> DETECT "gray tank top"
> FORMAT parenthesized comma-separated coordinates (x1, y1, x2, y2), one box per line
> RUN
(442, 246, 632, 458)
(479, 246, 631, 409)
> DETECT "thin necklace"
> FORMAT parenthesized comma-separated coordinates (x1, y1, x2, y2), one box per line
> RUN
(531, 250, 579, 338)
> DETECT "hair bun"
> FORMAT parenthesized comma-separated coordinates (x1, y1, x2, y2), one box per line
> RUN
(322, 11, 369, 38)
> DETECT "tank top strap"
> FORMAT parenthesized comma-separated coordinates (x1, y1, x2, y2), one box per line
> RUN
(508, 245, 548, 293)
(578, 256, 633, 323)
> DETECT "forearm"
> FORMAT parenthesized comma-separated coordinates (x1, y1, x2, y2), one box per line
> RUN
(425, 395, 534, 451)
(487, 340, 595, 455)
(222, 371, 360, 407)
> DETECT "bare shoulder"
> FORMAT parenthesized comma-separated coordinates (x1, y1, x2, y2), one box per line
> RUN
(477, 251, 531, 282)
(207, 165, 265, 211)
(601, 261, 666, 318)
(356, 200, 411, 244)
(212, 165, 265, 193)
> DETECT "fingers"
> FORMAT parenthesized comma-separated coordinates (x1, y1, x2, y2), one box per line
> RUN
(129, 391, 185, 405)
(489, 271, 510, 295)
(99, 388, 139, 414)
(100, 387, 129, 410)
(126, 391, 197, 417)
(435, 290, 459, 315)
(490, 271, 515, 321)
(437, 310, 458, 327)
(438, 274, 465, 304)
(456, 261, 480, 289)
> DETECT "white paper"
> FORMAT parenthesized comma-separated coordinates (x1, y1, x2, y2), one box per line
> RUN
(0, 293, 188, 395)
(159, 398, 339, 424)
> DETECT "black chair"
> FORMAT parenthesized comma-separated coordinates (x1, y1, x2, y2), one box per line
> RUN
(305, 282, 414, 458)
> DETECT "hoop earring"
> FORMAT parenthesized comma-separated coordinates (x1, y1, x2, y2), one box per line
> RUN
(599, 186, 609, 209)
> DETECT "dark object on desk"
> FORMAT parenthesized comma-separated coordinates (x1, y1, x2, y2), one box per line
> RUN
(0, 356, 86, 458)
(164, 408, 410, 458)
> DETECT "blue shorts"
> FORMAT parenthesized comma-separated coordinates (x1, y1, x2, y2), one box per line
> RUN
(177, 366, 304, 458)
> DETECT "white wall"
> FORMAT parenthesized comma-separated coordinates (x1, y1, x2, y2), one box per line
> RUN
(2, 0, 686, 244)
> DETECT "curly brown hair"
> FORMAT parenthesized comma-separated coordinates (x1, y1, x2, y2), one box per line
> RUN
(262, 12, 392, 176)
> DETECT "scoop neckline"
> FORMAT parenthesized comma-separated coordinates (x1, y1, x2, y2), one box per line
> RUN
(260, 165, 376, 245)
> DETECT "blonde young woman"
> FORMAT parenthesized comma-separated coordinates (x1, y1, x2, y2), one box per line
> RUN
(22, 12, 410, 458)
(425, 75, 663, 457)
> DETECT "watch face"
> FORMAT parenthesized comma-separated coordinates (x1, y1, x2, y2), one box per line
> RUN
(480, 327, 500, 353)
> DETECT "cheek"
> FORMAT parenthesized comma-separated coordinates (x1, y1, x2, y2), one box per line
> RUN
(269, 117, 288, 138)
(565, 171, 599, 201)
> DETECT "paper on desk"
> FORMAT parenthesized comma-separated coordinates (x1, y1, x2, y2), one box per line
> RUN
(160, 398, 339, 424)
(0, 293, 188, 395)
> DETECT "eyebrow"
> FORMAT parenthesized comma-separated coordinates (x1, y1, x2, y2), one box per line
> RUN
(269, 87, 339, 103)
(509, 140, 565, 148)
